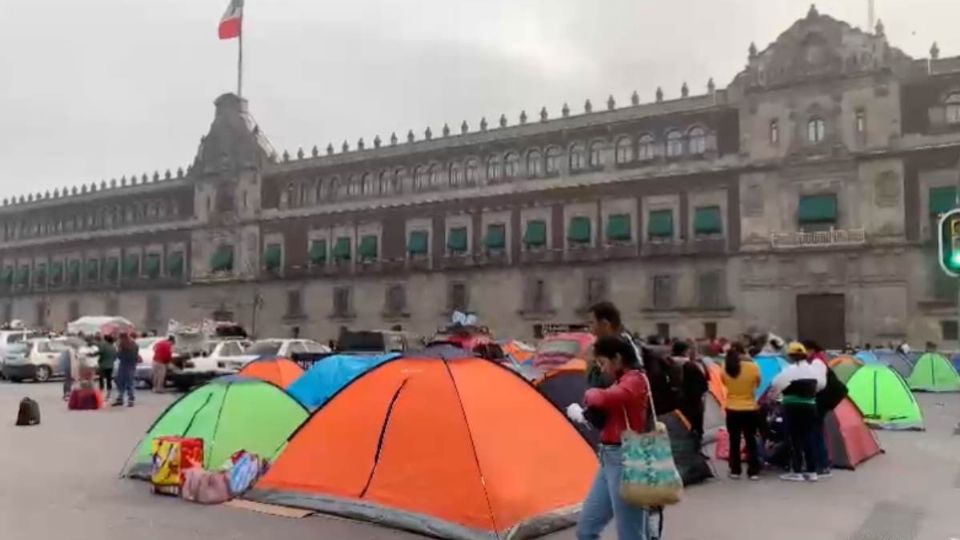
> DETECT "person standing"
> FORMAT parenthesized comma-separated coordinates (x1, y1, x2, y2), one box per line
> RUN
(770, 342, 826, 482)
(152, 335, 174, 393)
(721, 343, 762, 480)
(671, 340, 709, 443)
(576, 335, 651, 540)
(113, 333, 139, 407)
(59, 344, 77, 401)
(588, 302, 643, 386)
(96, 335, 117, 400)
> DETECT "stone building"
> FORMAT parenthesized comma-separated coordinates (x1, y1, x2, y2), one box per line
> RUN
(4, 7, 960, 348)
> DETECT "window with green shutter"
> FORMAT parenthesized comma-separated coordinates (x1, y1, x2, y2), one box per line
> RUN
(16, 266, 30, 286)
(929, 186, 957, 216)
(50, 261, 63, 285)
(523, 220, 547, 248)
(35, 263, 46, 287)
(567, 216, 592, 244)
(105, 257, 119, 281)
(264, 243, 282, 271)
(694, 206, 723, 236)
(484, 224, 506, 250)
(68, 260, 81, 285)
(333, 237, 351, 261)
(606, 214, 632, 242)
(167, 252, 184, 277)
(123, 254, 140, 278)
(0, 266, 12, 287)
(211, 245, 234, 272)
(798, 194, 837, 224)
(358, 235, 379, 261)
(85, 259, 99, 282)
(309, 239, 327, 265)
(648, 210, 674, 239)
(408, 230, 429, 255)
(447, 227, 468, 253)
(145, 253, 161, 278)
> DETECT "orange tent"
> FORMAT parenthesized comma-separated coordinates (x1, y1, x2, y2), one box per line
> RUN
(248, 356, 597, 539)
(829, 355, 863, 368)
(500, 340, 536, 364)
(238, 358, 304, 389)
(706, 362, 728, 409)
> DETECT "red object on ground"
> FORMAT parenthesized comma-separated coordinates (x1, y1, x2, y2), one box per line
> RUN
(68, 388, 103, 410)
(825, 398, 884, 469)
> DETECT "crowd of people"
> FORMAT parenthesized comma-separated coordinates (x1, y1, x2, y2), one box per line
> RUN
(59, 332, 175, 408)
(568, 301, 848, 540)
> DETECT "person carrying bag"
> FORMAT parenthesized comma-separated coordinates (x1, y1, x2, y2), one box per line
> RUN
(575, 335, 681, 540)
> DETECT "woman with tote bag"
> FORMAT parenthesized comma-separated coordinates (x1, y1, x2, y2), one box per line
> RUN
(576, 335, 664, 540)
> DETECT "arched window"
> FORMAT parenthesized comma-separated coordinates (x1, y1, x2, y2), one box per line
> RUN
(569, 143, 586, 172)
(450, 162, 464, 186)
(299, 182, 311, 205)
(807, 117, 825, 143)
(947, 93, 960, 124)
(430, 163, 445, 187)
(666, 131, 684, 157)
(337, 177, 350, 198)
(465, 159, 480, 184)
(347, 175, 361, 196)
(393, 168, 406, 193)
(638, 134, 655, 160)
(504, 152, 520, 178)
(688, 127, 707, 155)
(526, 150, 543, 177)
(545, 147, 563, 174)
(280, 183, 293, 208)
(378, 171, 391, 194)
(589, 141, 604, 168)
(487, 156, 502, 181)
(415, 166, 430, 191)
(362, 173, 376, 196)
(615, 137, 633, 164)
(316, 178, 326, 202)
(329, 177, 342, 200)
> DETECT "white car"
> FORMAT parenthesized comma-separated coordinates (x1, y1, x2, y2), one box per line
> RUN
(2, 337, 94, 383)
(0, 329, 42, 376)
(217, 339, 329, 372)
(168, 338, 251, 389)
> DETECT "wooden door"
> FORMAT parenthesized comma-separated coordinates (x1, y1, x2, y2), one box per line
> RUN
(796, 294, 845, 349)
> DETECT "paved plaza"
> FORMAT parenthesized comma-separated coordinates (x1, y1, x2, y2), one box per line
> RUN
(0, 381, 956, 540)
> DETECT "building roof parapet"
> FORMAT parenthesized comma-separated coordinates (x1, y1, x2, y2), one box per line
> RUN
(0, 218, 201, 250)
(269, 90, 730, 174)
(0, 172, 191, 216)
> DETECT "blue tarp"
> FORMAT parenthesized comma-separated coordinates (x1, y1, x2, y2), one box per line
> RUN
(951, 354, 960, 373)
(287, 353, 399, 410)
(755, 355, 788, 399)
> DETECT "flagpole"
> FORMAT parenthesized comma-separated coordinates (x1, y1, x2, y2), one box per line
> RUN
(237, 28, 244, 98)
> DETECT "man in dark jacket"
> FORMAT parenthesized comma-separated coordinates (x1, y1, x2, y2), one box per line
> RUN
(113, 333, 139, 407)
(671, 341, 709, 441)
(587, 301, 642, 388)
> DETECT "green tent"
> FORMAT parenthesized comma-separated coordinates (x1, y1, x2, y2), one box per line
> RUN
(846, 365, 924, 431)
(906, 352, 960, 392)
(831, 359, 863, 384)
(124, 376, 308, 479)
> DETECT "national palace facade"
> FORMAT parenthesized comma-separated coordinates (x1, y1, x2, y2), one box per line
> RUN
(4, 7, 960, 348)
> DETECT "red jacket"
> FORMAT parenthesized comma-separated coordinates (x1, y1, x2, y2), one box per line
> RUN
(584, 369, 650, 445)
(153, 340, 173, 365)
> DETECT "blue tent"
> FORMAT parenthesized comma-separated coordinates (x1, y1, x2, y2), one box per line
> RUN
(287, 353, 399, 410)
(952, 354, 960, 373)
(873, 350, 914, 378)
(754, 354, 788, 398)
(855, 350, 881, 364)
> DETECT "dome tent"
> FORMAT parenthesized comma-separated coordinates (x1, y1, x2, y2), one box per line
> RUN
(248, 356, 596, 540)
(906, 353, 960, 392)
(238, 357, 304, 389)
(123, 376, 308, 478)
(846, 365, 923, 431)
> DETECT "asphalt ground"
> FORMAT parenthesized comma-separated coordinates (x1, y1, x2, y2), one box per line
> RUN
(0, 381, 956, 540)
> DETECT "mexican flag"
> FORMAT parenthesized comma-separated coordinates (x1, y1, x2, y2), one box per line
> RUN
(218, 0, 244, 40)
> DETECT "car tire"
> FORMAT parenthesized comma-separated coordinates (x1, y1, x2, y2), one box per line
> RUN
(34, 365, 52, 383)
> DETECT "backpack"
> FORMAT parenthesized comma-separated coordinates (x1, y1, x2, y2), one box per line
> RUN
(816, 367, 847, 413)
(16, 398, 40, 426)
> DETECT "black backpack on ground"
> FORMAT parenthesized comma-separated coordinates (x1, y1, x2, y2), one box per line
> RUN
(16, 398, 40, 426)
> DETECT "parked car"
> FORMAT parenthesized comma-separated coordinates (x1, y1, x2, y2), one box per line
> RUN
(133, 337, 162, 388)
(216, 339, 330, 373)
(3, 337, 94, 383)
(337, 329, 420, 354)
(168, 338, 252, 390)
(0, 329, 42, 377)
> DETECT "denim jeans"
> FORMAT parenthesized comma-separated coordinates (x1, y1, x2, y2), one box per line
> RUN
(114, 365, 135, 404)
(814, 410, 831, 472)
(576, 445, 650, 540)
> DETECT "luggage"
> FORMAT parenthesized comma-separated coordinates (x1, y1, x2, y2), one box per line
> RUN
(150, 436, 204, 496)
(714, 427, 750, 461)
(181, 468, 231, 504)
(68, 388, 103, 411)
(15, 398, 40, 426)
(228, 451, 269, 495)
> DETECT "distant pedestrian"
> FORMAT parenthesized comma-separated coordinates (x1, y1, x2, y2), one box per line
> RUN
(113, 333, 139, 407)
(672, 340, 709, 443)
(152, 335, 174, 393)
(96, 335, 117, 400)
(770, 342, 826, 482)
(721, 343, 761, 480)
(59, 344, 77, 401)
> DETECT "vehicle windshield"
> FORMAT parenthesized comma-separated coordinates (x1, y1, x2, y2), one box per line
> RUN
(537, 339, 582, 357)
(245, 341, 282, 356)
(6, 343, 28, 356)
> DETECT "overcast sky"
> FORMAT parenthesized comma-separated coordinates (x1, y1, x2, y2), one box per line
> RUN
(1, 0, 958, 194)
